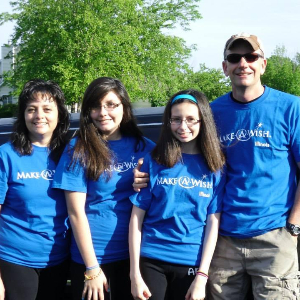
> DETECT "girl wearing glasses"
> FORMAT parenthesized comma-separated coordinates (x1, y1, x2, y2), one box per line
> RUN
(129, 89, 225, 300)
(53, 77, 155, 300)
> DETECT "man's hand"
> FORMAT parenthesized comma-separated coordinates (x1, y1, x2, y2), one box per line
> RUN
(0, 275, 5, 300)
(133, 158, 150, 192)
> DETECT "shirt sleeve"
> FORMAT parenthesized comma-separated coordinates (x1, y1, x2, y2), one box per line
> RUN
(0, 152, 8, 204)
(52, 142, 88, 193)
(143, 137, 156, 153)
(290, 99, 300, 163)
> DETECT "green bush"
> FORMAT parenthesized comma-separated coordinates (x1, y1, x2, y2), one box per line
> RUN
(0, 104, 18, 118)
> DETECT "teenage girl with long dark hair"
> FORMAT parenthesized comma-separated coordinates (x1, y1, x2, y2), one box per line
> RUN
(129, 89, 225, 300)
(53, 77, 155, 300)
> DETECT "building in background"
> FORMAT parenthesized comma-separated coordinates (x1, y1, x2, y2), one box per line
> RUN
(0, 42, 18, 105)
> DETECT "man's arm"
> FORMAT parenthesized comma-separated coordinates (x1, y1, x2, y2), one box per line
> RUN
(0, 205, 4, 300)
(0, 272, 4, 300)
(287, 162, 300, 225)
(132, 158, 150, 192)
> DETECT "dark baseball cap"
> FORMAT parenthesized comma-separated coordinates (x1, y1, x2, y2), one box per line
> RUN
(224, 33, 264, 58)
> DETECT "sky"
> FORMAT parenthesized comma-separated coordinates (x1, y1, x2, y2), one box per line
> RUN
(1, 0, 300, 70)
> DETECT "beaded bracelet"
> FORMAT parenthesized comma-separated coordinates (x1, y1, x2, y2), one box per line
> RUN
(196, 271, 209, 279)
(84, 268, 102, 282)
(86, 264, 99, 271)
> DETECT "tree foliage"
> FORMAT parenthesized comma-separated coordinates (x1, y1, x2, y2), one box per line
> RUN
(1, 0, 202, 106)
(262, 46, 300, 96)
(0, 103, 18, 118)
(181, 64, 231, 102)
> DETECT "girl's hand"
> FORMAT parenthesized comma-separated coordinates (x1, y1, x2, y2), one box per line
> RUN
(185, 275, 207, 300)
(131, 275, 151, 300)
(82, 268, 109, 300)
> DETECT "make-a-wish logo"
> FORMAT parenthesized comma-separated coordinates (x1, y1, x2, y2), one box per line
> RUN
(17, 169, 55, 180)
(109, 156, 137, 173)
(157, 174, 212, 189)
(220, 123, 271, 143)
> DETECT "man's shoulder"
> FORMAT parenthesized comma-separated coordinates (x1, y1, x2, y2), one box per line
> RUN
(210, 92, 231, 110)
(212, 92, 230, 103)
(267, 86, 300, 102)
(264, 87, 300, 116)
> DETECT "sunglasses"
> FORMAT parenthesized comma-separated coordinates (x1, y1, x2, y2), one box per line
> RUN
(225, 53, 264, 64)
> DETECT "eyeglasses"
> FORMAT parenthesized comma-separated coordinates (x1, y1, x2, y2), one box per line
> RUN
(90, 102, 122, 113)
(170, 117, 201, 126)
(225, 53, 264, 64)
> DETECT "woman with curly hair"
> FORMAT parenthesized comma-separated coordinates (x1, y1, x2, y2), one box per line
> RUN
(0, 79, 70, 300)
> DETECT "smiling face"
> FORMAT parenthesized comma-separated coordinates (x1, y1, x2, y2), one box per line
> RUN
(223, 40, 267, 95)
(24, 93, 59, 146)
(170, 101, 201, 153)
(90, 91, 124, 140)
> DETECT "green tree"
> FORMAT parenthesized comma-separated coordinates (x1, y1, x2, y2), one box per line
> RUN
(1, 0, 201, 107)
(262, 46, 300, 96)
(294, 52, 300, 65)
(176, 64, 231, 102)
(0, 103, 18, 118)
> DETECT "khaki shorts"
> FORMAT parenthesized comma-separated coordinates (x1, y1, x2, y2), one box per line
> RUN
(207, 227, 300, 300)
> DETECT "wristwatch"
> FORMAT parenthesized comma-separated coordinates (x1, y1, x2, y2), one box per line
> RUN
(286, 222, 300, 236)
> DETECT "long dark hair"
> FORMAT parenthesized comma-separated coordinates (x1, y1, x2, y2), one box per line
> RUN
(11, 79, 70, 162)
(71, 77, 145, 181)
(152, 89, 225, 172)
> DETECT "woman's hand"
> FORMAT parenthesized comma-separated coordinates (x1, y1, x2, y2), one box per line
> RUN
(131, 275, 151, 300)
(82, 268, 109, 300)
(185, 275, 207, 300)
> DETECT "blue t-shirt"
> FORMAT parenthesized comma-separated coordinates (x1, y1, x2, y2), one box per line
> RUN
(53, 135, 155, 264)
(130, 153, 225, 266)
(211, 86, 300, 238)
(0, 143, 70, 268)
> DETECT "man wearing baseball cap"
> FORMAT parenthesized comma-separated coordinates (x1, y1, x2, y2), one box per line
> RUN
(207, 33, 300, 299)
(132, 33, 300, 299)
